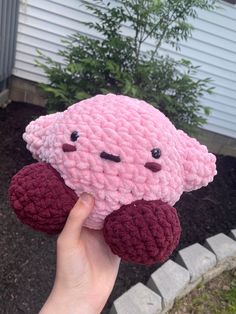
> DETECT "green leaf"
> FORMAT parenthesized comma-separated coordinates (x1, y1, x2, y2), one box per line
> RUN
(204, 106, 211, 116)
(35, 0, 215, 133)
(75, 91, 91, 100)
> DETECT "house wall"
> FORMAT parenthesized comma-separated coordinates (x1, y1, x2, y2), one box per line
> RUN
(0, 0, 19, 106)
(0, 0, 19, 84)
(12, 0, 236, 138)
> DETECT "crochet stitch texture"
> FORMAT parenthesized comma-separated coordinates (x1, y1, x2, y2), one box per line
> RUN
(22, 94, 216, 229)
(9, 94, 217, 264)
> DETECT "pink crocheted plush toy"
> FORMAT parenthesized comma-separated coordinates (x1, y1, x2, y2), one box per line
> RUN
(9, 94, 217, 265)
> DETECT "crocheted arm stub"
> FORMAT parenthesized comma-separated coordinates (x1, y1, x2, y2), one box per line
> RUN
(23, 112, 62, 161)
(177, 130, 217, 192)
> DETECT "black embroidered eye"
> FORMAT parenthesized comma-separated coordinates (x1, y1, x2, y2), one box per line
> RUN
(70, 131, 79, 142)
(151, 148, 161, 159)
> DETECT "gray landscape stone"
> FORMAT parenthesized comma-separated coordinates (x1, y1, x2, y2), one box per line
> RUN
(147, 260, 190, 310)
(205, 233, 236, 265)
(110, 234, 236, 314)
(230, 229, 236, 241)
(109, 283, 162, 314)
(178, 277, 202, 299)
(176, 243, 217, 282)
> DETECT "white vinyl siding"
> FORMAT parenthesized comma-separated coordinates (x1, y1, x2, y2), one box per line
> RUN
(13, 0, 236, 138)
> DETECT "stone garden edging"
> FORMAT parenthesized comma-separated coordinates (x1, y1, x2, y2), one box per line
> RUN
(110, 230, 236, 314)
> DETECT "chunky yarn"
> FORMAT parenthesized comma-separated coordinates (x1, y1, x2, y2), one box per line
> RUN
(22, 94, 216, 229)
(103, 199, 181, 265)
(9, 94, 217, 264)
(9, 163, 77, 234)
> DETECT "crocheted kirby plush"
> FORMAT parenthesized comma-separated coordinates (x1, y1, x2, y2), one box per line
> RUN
(9, 94, 217, 265)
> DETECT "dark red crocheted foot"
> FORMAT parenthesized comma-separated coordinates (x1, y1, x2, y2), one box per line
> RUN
(103, 199, 181, 265)
(9, 163, 78, 234)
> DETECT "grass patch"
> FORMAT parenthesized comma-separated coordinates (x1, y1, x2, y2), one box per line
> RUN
(169, 270, 236, 314)
(222, 278, 236, 314)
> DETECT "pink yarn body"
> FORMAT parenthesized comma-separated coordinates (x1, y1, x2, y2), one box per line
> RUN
(23, 94, 216, 229)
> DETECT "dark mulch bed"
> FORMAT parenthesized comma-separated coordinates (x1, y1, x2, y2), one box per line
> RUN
(0, 102, 236, 314)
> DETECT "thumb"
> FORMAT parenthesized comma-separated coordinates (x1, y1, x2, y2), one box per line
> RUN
(59, 193, 95, 245)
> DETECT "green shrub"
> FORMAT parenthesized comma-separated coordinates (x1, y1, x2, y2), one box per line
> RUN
(36, 0, 216, 133)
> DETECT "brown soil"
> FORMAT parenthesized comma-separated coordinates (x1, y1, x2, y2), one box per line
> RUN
(0, 102, 236, 314)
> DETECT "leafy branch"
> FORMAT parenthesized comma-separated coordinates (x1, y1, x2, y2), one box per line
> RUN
(36, 0, 217, 133)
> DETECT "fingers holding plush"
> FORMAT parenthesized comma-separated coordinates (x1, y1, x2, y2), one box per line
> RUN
(59, 193, 95, 245)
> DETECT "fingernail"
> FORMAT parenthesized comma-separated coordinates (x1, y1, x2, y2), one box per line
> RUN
(80, 192, 94, 206)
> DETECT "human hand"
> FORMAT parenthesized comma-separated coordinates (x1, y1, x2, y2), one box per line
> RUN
(40, 193, 120, 314)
